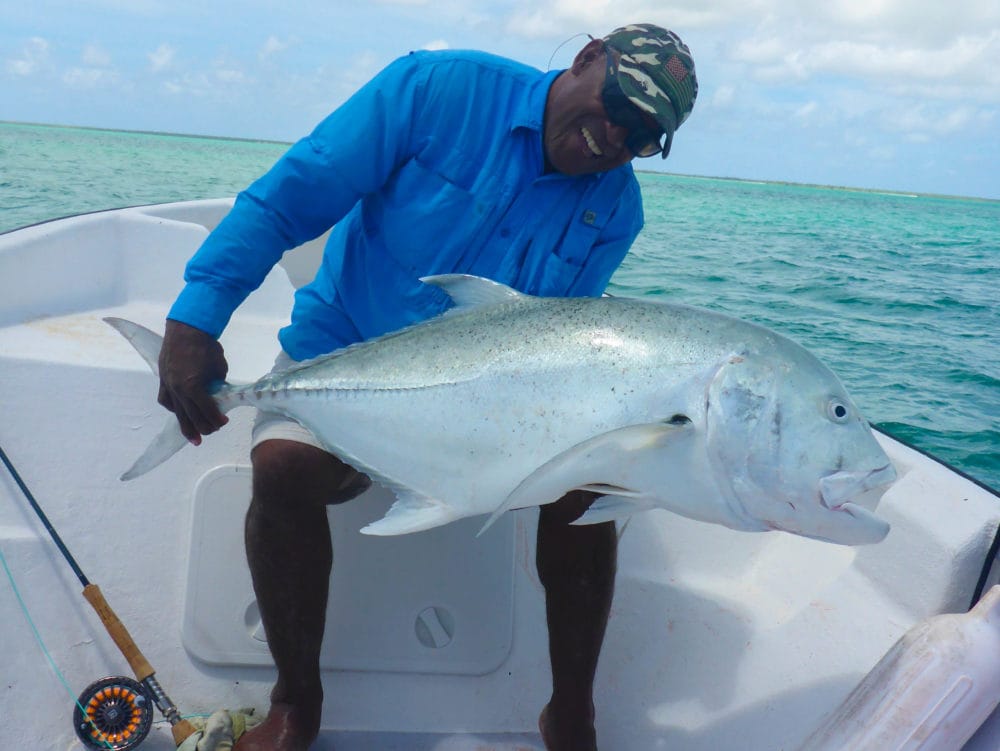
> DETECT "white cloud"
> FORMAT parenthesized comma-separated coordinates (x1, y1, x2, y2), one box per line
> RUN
(866, 143, 898, 160)
(723, 5, 1000, 96)
(259, 35, 293, 61)
(794, 101, 818, 121)
(4, 0, 998, 196)
(778, 34, 997, 88)
(215, 67, 248, 85)
(720, 15, 1000, 153)
(710, 84, 736, 108)
(881, 103, 976, 138)
(160, 56, 252, 99)
(161, 72, 213, 97)
(6, 37, 52, 76)
(60, 42, 117, 89)
(339, 50, 381, 94)
(504, 0, 754, 38)
(813, 0, 1000, 44)
(62, 66, 119, 88)
(78, 0, 165, 14)
(82, 43, 112, 67)
(148, 43, 175, 73)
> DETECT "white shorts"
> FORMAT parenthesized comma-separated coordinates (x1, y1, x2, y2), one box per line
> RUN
(250, 351, 325, 451)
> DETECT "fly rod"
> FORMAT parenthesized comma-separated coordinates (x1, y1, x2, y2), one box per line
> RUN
(1, 442, 197, 750)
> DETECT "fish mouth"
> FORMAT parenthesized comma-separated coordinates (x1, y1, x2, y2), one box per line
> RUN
(793, 500, 891, 545)
(814, 463, 896, 543)
(819, 463, 897, 512)
(768, 495, 891, 545)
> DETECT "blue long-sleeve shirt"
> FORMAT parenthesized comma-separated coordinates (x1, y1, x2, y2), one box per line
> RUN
(168, 49, 644, 361)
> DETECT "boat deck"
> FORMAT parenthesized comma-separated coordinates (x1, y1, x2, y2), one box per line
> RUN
(312, 732, 543, 751)
(2, 201, 998, 750)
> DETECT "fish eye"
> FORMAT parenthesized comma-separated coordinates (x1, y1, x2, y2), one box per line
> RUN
(826, 399, 850, 424)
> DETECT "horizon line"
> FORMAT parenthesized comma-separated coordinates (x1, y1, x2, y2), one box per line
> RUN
(3, 119, 996, 204)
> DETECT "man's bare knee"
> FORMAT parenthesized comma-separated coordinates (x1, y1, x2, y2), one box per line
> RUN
(251, 439, 370, 507)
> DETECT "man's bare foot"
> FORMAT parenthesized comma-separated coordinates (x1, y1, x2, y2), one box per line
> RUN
(234, 702, 321, 751)
(538, 703, 597, 751)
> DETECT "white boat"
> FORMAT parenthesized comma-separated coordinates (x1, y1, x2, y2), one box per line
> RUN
(1, 199, 998, 750)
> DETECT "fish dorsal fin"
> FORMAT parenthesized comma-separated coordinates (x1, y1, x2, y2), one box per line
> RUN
(420, 274, 527, 311)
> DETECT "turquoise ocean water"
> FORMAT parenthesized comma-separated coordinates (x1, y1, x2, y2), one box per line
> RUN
(2, 121, 998, 492)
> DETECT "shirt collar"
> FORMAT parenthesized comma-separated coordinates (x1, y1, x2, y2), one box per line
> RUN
(512, 68, 562, 134)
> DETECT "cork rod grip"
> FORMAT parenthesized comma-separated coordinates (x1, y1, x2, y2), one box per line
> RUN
(82, 583, 155, 681)
(172, 719, 199, 745)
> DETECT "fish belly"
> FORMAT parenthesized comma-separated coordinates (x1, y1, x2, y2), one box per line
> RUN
(261, 370, 633, 521)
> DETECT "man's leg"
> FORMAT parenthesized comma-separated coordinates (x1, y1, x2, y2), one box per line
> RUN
(235, 439, 369, 751)
(536, 491, 617, 751)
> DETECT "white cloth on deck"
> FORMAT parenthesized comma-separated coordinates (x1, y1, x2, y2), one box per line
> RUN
(176, 709, 261, 751)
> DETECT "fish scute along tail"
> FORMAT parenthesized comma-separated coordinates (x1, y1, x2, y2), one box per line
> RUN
(104, 317, 230, 481)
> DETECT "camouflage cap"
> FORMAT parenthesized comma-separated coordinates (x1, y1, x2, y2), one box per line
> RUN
(603, 23, 697, 159)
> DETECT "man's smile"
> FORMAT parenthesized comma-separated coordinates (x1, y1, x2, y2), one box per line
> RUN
(582, 127, 604, 157)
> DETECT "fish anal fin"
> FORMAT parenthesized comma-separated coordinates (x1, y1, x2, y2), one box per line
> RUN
(360, 492, 457, 536)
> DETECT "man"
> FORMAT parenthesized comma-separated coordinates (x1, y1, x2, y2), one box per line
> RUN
(158, 23, 697, 751)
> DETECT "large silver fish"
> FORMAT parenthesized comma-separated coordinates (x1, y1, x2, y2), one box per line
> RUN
(107, 274, 896, 544)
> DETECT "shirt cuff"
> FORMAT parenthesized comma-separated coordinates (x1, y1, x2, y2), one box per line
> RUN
(167, 282, 243, 338)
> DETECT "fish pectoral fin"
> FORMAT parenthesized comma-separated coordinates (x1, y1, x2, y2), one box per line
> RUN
(360, 492, 457, 536)
(477, 421, 689, 537)
(570, 495, 655, 526)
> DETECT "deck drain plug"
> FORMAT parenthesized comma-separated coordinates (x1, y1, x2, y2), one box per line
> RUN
(415, 606, 454, 648)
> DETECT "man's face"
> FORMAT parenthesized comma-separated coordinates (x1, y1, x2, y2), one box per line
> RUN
(543, 40, 648, 176)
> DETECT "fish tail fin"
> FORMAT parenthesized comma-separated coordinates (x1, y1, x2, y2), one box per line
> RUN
(104, 317, 224, 481)
(120, 416, 189, 480)
(103, 316, 163, 377)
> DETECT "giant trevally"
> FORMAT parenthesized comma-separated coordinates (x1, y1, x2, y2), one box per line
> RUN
(106, 274, 896, 544)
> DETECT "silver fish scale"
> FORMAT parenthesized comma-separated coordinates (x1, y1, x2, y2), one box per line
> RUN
(241, 296, 775, 401)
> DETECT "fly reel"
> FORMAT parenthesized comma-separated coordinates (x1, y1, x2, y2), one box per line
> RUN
(73, 676, 153, 750)
(1, 445, 196, 750)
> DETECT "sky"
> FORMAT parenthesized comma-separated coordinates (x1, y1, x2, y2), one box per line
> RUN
(3, 0, 999, 199)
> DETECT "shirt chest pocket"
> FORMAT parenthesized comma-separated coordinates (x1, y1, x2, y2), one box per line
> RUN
(374, 156, 494, 274)
(531, 206, 608, 296)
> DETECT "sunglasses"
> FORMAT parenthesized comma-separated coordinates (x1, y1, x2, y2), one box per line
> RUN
(601, 45, 665, 158)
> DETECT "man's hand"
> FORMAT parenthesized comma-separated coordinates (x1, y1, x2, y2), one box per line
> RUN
(158, 320, 230, 445)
